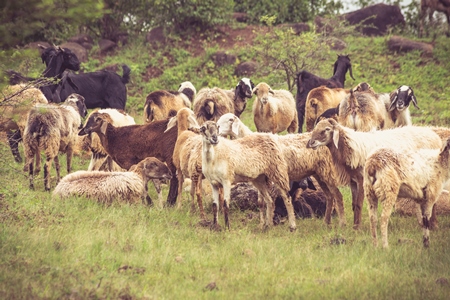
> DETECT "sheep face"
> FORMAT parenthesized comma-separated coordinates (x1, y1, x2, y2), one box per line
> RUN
(40, 45, 81, 76)
(79, 113, 108, 136)
(389, 85, 419, 112)
(217, 113, 239, 138)
(141, 157, 173, 180)
(199, 121, 219, 145)
(253, 83, 274, 105)
(307, 119, 339, 150)
(66, 93, 88, 119)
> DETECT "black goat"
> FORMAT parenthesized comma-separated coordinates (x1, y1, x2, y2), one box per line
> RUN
(6, 45, 131, 109)
(314, 104, 340, 127)
(295, 55, 354, 132)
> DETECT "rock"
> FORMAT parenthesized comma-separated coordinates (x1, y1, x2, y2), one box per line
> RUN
(59, 42, 89, 62)
(211, 51, 237, 67)
(98, 39, 117, 54)
(388, 36, 434, 55)
(234, 61, 258, 77)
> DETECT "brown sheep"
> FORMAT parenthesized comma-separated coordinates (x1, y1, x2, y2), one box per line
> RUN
(305, 86, 349, 131)
(143, 81, 196, 123)
(252, 82, 298, 134)
(78, 113, 180, 206)
(24, 94, 88, 191)
(193, 87, 235, 125)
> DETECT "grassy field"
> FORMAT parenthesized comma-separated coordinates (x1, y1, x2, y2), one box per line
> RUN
(2, 26, 450, 299)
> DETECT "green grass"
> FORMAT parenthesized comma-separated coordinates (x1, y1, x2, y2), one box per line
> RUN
(2, 28, 450, 299)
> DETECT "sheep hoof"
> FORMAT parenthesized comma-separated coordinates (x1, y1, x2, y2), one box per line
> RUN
(210, 223, 222, 232)
(423, 237, 430, 248)
(198, 219, 212, 227)
(289, 226, 297, 232)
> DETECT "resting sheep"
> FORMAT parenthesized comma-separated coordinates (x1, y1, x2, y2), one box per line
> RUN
(306, 118, 443, 229)
(252, 82, 298, 134)
(296, 54, 354, 132)
(216, 113, 346, 227)
(78, 112, 180, 206)
(53, 157, 172, 204)
(364, 138, 450, 248)
(0, 84, 48, 164)
(143, 81, 196, 122)
(24, 93, 88, 190)
(305, 86, 349, 131)
(196, 121, 297, 231)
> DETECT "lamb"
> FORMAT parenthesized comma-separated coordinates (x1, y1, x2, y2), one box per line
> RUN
(252, 82, 298, 134)
(338, 84, 419, 131)
(23, 93, 88, 190)
(216, 113, 346, 227)
(306, 118, 443, 229)
(165, 108, 208, 216)
(196, 121, 297, 231)
(305, 86, 349, 131)
(52, 157, 172, 204)
(364, 138, 450, 248)
(78, 112, 180, 206)
(296, 54, 355, 132)
(143, 81, 196, 122)
(1, 84, 48, 164)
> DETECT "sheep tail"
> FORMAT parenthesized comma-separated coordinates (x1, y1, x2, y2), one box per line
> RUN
(121, 64, 131, 85)
(28, 119, 49, 139)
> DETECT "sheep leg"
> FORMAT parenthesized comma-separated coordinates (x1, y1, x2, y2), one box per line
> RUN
(27, 155, 35, 190)
(211, 185, 221, 230)
(365, 189, 379, 247)
(195, 177, 206, 220)
(34, 152, 41, 176)
(314, 177, 346, 227)
(297, 100, 306, 133)
(253, 181, 275, 229)
(277, 187, 297, 231)
(43, 156, 54, 191)
(54, 155, 61, 185)
(166, 165, 179, 206)
(6, 129, 22, 163)
(176, 171, 185, 210)
(429, 204, 438, 230)
(380, 194, 396, 249)
(350, 175, 365, 229)
(222, 182, 232, 230)
(152, 179, 163, 208)
(66, 147, 73, 175)
(257, 191, 266, 229)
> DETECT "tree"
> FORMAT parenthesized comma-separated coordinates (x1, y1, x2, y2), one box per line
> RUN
(0, 0, 104, 48)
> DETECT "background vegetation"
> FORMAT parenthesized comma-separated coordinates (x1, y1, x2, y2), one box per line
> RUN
(1, 0, 450, 299)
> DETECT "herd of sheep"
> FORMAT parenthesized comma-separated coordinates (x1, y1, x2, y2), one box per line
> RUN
(2, 49, 450, 250)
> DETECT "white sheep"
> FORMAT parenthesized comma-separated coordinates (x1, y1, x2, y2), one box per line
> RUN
(196, 120, 297, 231)
(216, 113, 346, 227)
(307, 118, 443, 229)
(178, 81, 197, 107)
(364, 137, 450, 248)
(53, 157, 172, 204)
(252, 82, 298, 134)
(23, 93, 88, 190)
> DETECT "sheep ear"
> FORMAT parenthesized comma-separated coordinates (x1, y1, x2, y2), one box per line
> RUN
(100, 120, 108, 135)
(332, 127, 339, 149)
(269, 88, 275, 95)
(389, 91, 398, 111)
(411, 94, 420, 109)
(165, 116, 177, 132)
(252, 87, 258, 95)
(231, 116, 240, 136)
(441, 138, 450, 153)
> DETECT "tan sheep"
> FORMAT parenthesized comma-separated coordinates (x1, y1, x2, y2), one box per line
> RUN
(144, 88, 191, 123)
(24, 93, 88, 191)
(196, 121, 297, 231)
(364, 138, 450, 248)
(252, 82, 298, 134)
(0, 84, 48, 165)
(52, 157, 172, 204)
(305, 86, 349, 132)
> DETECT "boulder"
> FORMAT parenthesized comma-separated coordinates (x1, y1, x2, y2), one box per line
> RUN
(59, 42, 89, 62)
(234, 61, 258, 77)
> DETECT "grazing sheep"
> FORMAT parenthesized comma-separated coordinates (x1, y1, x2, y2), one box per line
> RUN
(78, 113, 180, 206)
(252, 82, 298, 134)
(197, 121, 297, 231)
(306, 118, 443, 229)
(24, 93, 88, 191)
(296, 54, 355, 132)
(0, 84, 48, 164)
(216, 113, 346, 227)
(305, 86, 349, 131)
(338, 84, 419, 131)
(53, 157, 172, 204)
(143, 81, 196, 122)
(364, 138, 450, 248)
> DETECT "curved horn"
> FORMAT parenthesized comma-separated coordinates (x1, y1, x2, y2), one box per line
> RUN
(411, 94, 420, 109)
(388, 90, 398, 111)
(348, 63, 355, 80)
